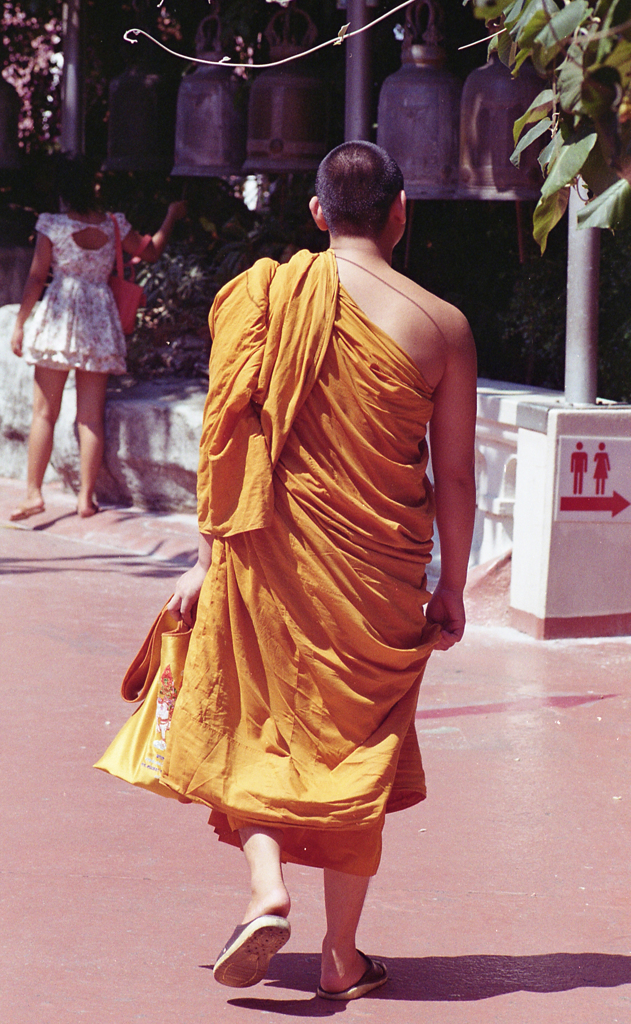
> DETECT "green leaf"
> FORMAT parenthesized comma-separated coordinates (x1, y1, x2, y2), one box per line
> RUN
(596, 0, 631, 61)
(539, 130, 562, 170)
(533, 187, 571, 252)
(595, 33, 618, 67)
(582, 66, 621, 123)
(530, 42, 556, 75)
(497, 27, 515, 66)
(601, 0, 631, 34)
(535, 0, 590, 56)
(512, 0, 560, 30)
(471, 0, 517, 18)
(603, 38, 631, 87)
(513, 45, 534, 71)
(577, 176, 631, 228)
(510, 0, 561, 48)
(557, 44, 586, 112)
(515, 10, 554, 50)
(513, 88, 554, 142)
(511, 117, 552, 165)
(581, 139, 621, 195)
(541, 130, 598, 196)
(504, 0, 530, 32)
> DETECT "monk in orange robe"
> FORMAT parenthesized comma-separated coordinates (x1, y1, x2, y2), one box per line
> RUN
(164, 142, 477, 1000)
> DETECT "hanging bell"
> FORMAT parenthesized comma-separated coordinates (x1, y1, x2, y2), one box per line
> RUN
(105, 65, 176, 172)
(458, 53, 543, 199)
(243, 6, 329, 174)
(0, 77, 21, 170)
(377, 0, 460, 199)
(172, 14, 246, 177)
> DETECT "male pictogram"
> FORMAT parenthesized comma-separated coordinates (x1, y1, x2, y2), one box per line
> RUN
(571, 442, 588, 494)
(593, 442, 610, 495)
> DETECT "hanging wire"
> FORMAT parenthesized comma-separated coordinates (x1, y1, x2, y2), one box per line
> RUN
(126, 0, 416, 70)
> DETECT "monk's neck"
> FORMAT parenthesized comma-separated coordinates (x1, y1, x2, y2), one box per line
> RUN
(328, 234, 393, 268)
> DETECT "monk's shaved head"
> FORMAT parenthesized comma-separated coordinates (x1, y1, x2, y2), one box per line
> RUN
(315, 141, 404, 238)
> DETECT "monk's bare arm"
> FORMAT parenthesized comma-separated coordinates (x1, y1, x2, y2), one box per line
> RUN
(426, 312, 477, 650)
(167, 531, 213, 626)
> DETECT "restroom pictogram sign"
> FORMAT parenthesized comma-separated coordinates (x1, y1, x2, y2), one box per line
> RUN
(556, 436, 631, 520)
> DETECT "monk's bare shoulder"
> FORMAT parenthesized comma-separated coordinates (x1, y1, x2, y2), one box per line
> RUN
(384, 267, 475, 387)
(334, 253, 474, 387)
(388, 268, 468, 338)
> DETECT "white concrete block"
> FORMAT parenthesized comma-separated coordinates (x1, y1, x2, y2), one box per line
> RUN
(510, 403, 631, 637)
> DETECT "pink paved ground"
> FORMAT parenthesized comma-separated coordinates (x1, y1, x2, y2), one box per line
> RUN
(2, 478, 631, 1023)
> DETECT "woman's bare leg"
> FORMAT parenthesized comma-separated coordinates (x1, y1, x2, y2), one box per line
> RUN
(319, 868, 371, 993)
(75, 369, 108, 517)
(239, 826, 291, 923)
(11, 365, 69, 517)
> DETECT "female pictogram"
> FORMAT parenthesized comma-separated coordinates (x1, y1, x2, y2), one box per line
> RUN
(593, 442, 610, 495)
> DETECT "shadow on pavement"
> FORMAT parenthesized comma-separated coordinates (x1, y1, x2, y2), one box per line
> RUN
(221, 950, 631, 1013)
(415, 693, 618, 720)
(0, 551, 186, 579)
(30, 510, 81, 530)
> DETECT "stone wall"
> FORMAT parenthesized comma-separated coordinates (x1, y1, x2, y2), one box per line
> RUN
(0, 304, 206, 511)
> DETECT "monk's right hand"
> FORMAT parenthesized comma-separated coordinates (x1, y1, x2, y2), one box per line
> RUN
(425, 582, 466, 651)
(167, 562, 207, 626)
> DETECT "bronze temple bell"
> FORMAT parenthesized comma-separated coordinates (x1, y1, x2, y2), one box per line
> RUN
(458, 52, 543, 199)
(105, 64, 176, 172)
(172, 14, 246, 177)
(377, 0, 460, 199)
(243, 6, 329, 174)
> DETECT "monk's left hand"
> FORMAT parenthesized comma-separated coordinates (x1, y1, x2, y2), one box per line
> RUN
(425, 583, 466, 651)
(167, 562, 207, 626)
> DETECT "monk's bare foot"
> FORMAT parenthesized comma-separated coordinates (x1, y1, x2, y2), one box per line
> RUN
(241, 884, 291, 925)
(319, 945, 368, 994)
(9, 501, 45, 521)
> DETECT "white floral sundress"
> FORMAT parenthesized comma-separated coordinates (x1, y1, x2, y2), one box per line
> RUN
(24, 211, 132, 375)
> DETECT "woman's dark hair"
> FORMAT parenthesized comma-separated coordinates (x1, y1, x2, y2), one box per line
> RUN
(52, 153, 99, 214)
(314, 141, 404, 238)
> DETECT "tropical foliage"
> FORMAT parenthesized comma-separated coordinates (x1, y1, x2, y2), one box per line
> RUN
(469, 0, 631, 250)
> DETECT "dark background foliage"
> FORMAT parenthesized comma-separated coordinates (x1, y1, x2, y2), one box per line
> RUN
(1, 0, 631, 398)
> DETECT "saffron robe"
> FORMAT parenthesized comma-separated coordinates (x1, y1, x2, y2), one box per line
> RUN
(162, 249, 440, 875)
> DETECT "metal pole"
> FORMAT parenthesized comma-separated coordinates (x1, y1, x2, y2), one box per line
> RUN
(345, 0, 371, 141)
(564, 185, 599, 404)
(60, 0, 83, 155)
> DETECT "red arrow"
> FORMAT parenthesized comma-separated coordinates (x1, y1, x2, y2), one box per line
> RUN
(560, 491, 631, 517)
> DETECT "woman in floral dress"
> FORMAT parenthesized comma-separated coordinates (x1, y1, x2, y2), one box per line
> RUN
(9, 156, 186, 519)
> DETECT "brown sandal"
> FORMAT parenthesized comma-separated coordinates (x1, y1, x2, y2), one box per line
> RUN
(317, 952, 388, 1001)
(213, 914, 291, 988)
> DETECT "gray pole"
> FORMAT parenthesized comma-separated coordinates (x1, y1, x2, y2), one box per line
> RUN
(345, 0, 371, 141)
(564, 185, 599, 404)
(60, 0, 83, 155)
